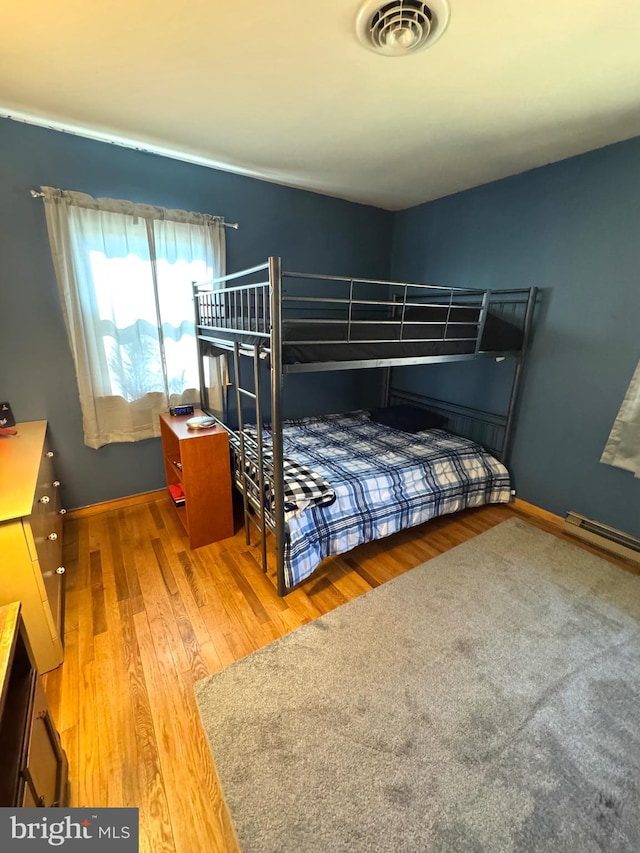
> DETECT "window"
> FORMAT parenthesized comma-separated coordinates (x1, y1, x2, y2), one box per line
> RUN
(41, 188, 226, 448)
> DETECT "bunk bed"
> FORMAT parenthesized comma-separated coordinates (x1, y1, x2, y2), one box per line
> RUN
(193, 257, 538, 595)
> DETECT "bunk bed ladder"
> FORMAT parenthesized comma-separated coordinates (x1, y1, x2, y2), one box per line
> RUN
(193, 280, 208, 411)
(229, 257, 286, 594)
(252, 345, 268, 574)
(232, 342, 267, 574)
(269, 257, 287, 597)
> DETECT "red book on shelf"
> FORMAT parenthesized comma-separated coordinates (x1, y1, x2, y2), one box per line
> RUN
(168, 483, 185, 506)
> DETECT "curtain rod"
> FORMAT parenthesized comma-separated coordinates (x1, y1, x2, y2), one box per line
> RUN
(29, 189, 239, 229)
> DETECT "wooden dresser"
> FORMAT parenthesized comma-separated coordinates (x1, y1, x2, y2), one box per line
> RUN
(0, 601, 69, 806)
(0, 422, 65, 673)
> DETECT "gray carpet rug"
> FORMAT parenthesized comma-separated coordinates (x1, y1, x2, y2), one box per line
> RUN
(195, 518, 640, 852)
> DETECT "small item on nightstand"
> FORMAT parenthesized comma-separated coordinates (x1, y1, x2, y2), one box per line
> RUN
(169, 404, 195, 416)
(168, 483, 186, 506)
(186, 415, 216, 430)
(0, 401, 16, 428)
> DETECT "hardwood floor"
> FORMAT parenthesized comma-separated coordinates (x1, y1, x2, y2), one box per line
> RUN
(42, 497, 635, 852)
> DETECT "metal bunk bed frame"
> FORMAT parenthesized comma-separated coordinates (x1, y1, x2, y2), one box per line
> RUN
(194, 256, 538, 595)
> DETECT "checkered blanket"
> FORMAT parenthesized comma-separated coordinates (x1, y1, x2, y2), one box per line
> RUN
(264, 411, 512, 589)
(233, 431, 335, 513)
(280, 457, 336, 512)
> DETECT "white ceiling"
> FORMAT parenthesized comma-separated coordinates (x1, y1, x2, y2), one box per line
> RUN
(2, 0, 640, 210)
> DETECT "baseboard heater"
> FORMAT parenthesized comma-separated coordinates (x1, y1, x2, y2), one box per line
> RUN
(563, 512, 640, 565)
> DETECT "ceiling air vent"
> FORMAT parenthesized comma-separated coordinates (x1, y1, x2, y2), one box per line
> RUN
(356, 0, 450, 56)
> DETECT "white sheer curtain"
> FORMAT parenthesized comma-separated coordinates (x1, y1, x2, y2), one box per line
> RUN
(41, 187, 226, 448)
(601, 357, 640, 477)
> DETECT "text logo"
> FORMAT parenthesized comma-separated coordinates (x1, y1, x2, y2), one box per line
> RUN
(0, 809, 138, 850)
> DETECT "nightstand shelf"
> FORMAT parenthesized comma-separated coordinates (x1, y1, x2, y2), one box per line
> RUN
(159, 410, 234, 549)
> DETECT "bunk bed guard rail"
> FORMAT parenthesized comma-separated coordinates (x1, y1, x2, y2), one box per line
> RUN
(192, 262, 534, 363)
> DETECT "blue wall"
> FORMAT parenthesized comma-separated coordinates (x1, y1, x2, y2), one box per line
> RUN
(0, 118, 392, 509)
(391, 138, 640, 538)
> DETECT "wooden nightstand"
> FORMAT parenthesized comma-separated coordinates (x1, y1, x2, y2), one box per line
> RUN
(159, 410, 234, 548)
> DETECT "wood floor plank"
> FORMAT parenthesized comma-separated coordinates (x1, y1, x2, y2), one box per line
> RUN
(148, 499, 167, 532)
(57, 626, 79, 735)
(198, 639, 225, 675)
(132, 608, 205, 853)
(94, 538, 133, 809)
(132, 522, 192, 675)
(304, 572, 350, 612)
(239, 550, 290, 613)
(154, 538, 219, 650)
(151, 538, 211, 682)
(59, 723, 78, 804)
(176, 550, 207, 608)
(117, 600, 175, 852)
(42, 663, 63, 727)
(61, 517, 79, 593)
(89, 550, 107, 637)
(77, 582, 95, 669)
(278, 585, 323, 625)
(174, 669, 240, 852)
(93, 629, 125, 808)
(228, 564, 272, 625)
(346, 557, 382, 589)
(77, 660, 101, 806)
(329, 561, 375, 599)
(198, 606, 241, 668)
(108, 512, 133, 602)
(199, 551, 275, 649)
(133, 609, 235, 853)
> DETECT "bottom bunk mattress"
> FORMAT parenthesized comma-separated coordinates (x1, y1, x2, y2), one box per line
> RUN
(271, 411, 512, 589)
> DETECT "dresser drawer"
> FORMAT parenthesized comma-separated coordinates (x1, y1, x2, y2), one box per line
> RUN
(33, 445, 57, 509)
(0, 421, 65, 673)
(22, 681, 66, 807)
(28, 440, 64, 566)
(29, 510, 63, 578)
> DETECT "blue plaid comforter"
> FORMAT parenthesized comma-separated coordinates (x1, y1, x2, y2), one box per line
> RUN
(274, 411, 511, 589)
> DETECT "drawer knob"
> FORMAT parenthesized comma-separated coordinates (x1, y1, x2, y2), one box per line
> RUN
(42, 566, 65, 578)
(47, 532, 58, 541)
(52, 480, 61, 488)
(46, 451, 55, 458)
(59, 508, 67, 515)
(39, 495, 50, 504)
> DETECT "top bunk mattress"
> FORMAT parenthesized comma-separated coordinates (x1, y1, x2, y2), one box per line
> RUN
(280, 310, 522, 364)
(199, 309, 523, 366)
